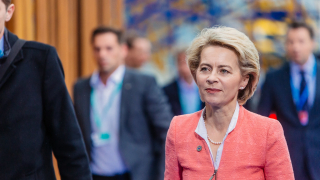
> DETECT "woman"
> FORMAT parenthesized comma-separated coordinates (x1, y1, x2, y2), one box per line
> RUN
(164, 26, 294, 180)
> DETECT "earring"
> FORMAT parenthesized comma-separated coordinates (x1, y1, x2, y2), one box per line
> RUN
(240, 87, 244, 90)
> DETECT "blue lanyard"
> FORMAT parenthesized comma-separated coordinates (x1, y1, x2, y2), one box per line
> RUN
(290, 61, 317, 111)
(90, 81, 123, 131)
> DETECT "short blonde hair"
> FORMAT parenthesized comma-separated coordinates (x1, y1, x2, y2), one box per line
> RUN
(186, 26, 260, 105)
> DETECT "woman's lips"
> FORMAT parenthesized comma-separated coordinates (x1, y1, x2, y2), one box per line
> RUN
(205, 88, 221, 93)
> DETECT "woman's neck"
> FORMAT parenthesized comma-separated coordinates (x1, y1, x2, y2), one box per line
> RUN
(205, 100, 237, 132)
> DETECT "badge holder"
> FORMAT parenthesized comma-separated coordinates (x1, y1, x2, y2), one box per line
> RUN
(92, 132, 111, 147)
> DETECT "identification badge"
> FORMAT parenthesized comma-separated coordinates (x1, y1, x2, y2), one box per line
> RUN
(298, 111, 308, 126)
(91, 132, 111, 147)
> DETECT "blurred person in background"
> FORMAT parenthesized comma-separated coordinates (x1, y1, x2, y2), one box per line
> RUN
(165, 26, 293, 179)
(73, 26, 172, 180)
(0, 0, 91, 179)
(258, 21, 320, 179)
(163, 49, 204, 116)
(243, 54, 266, 113)
(125, 35, 151, 69)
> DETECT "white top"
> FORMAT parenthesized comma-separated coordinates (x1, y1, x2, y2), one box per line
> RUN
(89, 65, 128, 176)
(195, 102, 240, 170)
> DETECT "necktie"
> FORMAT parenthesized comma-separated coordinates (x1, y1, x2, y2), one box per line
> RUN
(298, 70, 308, 125)
(0, 49, 3, 58)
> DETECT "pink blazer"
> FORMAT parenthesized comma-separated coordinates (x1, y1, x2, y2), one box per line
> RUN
(165, 106, 294, 180)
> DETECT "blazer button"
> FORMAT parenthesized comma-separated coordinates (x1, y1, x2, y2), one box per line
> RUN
(197, 145, 202, 152)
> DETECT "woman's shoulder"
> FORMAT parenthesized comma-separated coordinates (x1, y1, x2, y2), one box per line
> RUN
(240, 107, 283, 133)
(169, 110, 203, 131)
(232, 107, 286, 153)
(172, 110, 202, 123)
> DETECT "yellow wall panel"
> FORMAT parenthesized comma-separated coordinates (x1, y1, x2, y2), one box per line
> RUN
(80, 0, 99, 77)
(35, 0, 49, 44)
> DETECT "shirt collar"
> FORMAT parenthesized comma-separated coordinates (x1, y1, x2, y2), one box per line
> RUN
(0, 28, 11, 60)
(90, 65, 125, 88)
(195, 102, 240, 139)
(290, 54, 316, 77)
(0, 34, 4, 53)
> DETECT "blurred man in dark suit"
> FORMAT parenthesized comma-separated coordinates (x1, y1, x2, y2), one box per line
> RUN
(163, 50, 204, 116)
(125, 35, 151, 69)
(73, 26, 172, 180)
(258, 22, 320, 179)
(0, 1, 91, 179)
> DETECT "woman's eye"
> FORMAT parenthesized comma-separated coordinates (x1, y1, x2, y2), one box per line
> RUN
(200, 67, 209, 71)
(221, 69, 229, 74)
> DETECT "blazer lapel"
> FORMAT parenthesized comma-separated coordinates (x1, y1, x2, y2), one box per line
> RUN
(281, 63, 301, 124)
(308, 60, 320, 124)
(119, 70, 131, 135)
(172, 81, 182, 115)
(0, 51, 23, 90)
(0, 30, 24, 90)
(81, 78, 93, 150)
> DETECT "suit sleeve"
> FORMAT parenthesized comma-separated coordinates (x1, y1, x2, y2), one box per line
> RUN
(144, 77, 173, 179)
(42, 47, 92, 180)
(264, 120, 294, 180)
(257, 72, 274, 117)
(164, 117, 182, 180)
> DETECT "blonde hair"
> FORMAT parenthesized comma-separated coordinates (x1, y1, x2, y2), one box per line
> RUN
(186, 26, 260, 105)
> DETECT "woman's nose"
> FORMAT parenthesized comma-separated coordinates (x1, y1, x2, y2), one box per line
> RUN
(206, 72, 218, 84)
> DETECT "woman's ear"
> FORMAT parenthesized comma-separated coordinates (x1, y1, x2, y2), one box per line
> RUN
(240, 74, 250, 89)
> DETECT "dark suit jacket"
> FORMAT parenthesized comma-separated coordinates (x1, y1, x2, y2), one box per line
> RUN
(73, 69, 172, 180)
(258, 61, 320, 180)
(163, 79, 204, 116)
(0, 30, 91, 179)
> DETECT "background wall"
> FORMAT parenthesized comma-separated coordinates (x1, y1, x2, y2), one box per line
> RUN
(125, 0, 320, 85)
(6, 0, 124, 179)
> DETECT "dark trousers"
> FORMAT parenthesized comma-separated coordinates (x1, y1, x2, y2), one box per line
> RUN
(92, 173, 131, 180)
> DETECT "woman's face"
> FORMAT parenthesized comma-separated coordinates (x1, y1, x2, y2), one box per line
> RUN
(196, 45, 249, 107)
